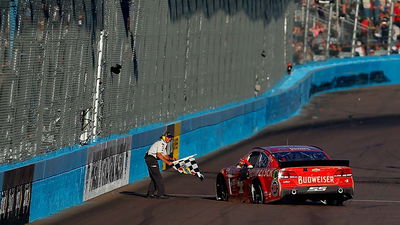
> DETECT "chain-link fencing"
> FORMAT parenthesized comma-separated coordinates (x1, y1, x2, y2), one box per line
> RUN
(0, 0, 101, 163)
(0, 0, 296, 164)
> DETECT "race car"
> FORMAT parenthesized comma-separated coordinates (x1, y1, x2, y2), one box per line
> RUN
(216, 145, 354, 205)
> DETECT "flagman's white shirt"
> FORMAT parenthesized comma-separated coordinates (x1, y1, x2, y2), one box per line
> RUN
(147, 139, 168, 158)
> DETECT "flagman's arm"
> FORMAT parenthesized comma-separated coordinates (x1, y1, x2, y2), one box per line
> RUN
(156, 153, 173, 166)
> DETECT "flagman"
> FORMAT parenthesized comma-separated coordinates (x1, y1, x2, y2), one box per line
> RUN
(144, 132, 175, 199)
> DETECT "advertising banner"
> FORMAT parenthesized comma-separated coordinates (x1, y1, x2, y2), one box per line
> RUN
(0, 165, 34, 225)
(83, 137, 131, 201)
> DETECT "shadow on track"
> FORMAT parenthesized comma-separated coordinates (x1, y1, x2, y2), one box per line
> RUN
(119, 191, 216, 200)
(118, 191, 346, 207)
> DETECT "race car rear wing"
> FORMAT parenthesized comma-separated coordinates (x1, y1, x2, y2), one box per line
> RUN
(279, 160, 350, 168)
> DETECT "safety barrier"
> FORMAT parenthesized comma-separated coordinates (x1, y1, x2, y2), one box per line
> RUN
(0, 55, 399, 223)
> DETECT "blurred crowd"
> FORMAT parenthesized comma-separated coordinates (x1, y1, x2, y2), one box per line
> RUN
(292, 0, 400, 64)
(358, 0, 400, 55)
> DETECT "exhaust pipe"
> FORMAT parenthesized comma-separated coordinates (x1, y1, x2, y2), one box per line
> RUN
(338, 188, 344, 194)
(291, 189, 297, 195)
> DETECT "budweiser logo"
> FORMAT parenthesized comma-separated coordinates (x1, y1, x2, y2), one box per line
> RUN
(298, 176, 334, 184)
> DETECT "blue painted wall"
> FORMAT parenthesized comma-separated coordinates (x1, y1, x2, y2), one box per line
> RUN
(129, 146, 149, 183)
(29, 167, 85, 221)
(0, 55, 399, 222)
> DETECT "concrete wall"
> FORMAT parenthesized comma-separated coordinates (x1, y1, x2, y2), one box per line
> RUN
(0, 55, 399, 223)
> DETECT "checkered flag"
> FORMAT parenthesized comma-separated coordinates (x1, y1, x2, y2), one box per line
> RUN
(172, 154, 204, 181)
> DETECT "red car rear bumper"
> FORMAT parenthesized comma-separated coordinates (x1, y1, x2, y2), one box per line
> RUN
(280, 186, 353, 201)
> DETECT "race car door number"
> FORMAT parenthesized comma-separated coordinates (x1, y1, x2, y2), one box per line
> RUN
(308, 186, 327, 191)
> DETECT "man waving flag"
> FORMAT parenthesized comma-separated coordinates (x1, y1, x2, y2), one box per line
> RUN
(172, 154, 204, 181)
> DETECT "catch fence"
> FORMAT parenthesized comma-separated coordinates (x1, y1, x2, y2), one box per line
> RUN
(0, 0, 295, 164)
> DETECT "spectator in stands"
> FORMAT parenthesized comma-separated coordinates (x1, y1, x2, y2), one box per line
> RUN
(355, 41, 366, 56)
(374, 19, 389, 44)
(329, 42, 340, 57)
(391, 23, 400, 41)
(380, 19, 390, 43)
(394, 0, 400, 27)
(340, 0, 351, 17)
(292, 42, 304, 64)
(371, 0, 384, 25)
(360, 17, 372, 45)
(362, 0, 372, 20)
(293, 0, 400, 61)
(374, 43, 387, 55)
(315, 1, 326, 20)
(312, 31, 326, 54)
(310, 22, 325, 37)
(396, 42, 400, 50)
(292, 24, 304, 42)
(368, 48, 376, 56)
(390, 45, 399, 54)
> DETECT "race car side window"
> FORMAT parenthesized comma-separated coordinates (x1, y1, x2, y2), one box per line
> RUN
(248, 152, 260, 166)
(256, 153, 269, 168)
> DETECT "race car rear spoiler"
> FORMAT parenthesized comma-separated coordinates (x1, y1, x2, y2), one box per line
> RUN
(279, 160, 350, 168)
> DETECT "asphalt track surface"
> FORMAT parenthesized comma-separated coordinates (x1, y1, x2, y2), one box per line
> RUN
(32, 85, 400, 225)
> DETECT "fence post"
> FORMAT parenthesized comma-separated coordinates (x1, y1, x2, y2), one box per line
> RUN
(388, 0, 395, 55)
(336, 0, 341, 40)
(326, 2, 333, 58)
(351, 0, 360, 57)
(93, 30, 105, 140)
(303, 0, 311, 61)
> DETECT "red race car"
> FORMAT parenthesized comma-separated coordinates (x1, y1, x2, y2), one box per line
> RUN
(216, 146, 354, 205)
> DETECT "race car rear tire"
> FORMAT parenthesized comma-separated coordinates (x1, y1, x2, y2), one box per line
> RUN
(251, 182, 264, 204)
(216, 175, 229, 201)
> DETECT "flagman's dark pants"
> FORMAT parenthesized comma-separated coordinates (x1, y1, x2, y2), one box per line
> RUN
(144, 155, 165, 196)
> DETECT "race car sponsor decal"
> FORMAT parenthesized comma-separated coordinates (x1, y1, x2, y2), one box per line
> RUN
(289, 147, 312, 151)
(273, 170, 279, 179)
(258, 169, 276, 177)
(258, 169, 268, 177)
(308, 186, 327, 192)
(271, 180, 279, 196)
(298, 176, 334, 184)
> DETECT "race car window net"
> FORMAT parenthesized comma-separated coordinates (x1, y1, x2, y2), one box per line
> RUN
(256, 153, 269, 168)
(273, 151, 328, 162)
(248, 152, 260, 165)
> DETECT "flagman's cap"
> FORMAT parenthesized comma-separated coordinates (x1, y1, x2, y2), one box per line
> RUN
(163, 132, 174, 138)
